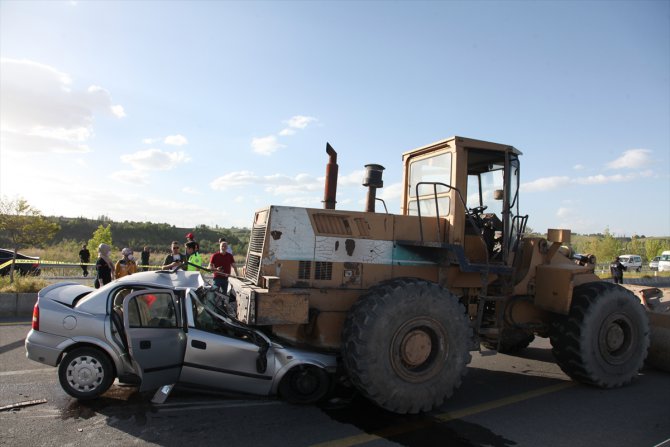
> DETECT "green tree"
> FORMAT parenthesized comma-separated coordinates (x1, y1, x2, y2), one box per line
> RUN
(594, 228, 622, 264)
(645, 238, 670, 259)
(87, 224, 114, 259)
(0, 197, 60, 283)
(627, 235, 646, 261)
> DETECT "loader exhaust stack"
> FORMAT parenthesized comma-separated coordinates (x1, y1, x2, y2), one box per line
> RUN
(363, 164, 385, 213)
(323, 143, 338, 210)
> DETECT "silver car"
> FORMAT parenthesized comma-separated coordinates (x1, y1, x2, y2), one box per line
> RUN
(25, 270, 337, 404)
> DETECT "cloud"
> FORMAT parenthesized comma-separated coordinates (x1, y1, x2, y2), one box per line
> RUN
(109, 170, 150, 185)
(87, 85, 126, 117)
(251, 135, 285, 155)
(606, 149, 652, 170)
(522, 169, 655, 193)
(0, 59, 124, 153)
(164, 134, 188, 146)
(253, 115, 318, 153)
(182, 187, 199, 195)
(210, 170, 321, 193)
(573, 164, 584, 170)
(280, 115, 317, 135)
(521, 176, 571, 192)
(120, 148, 191, 170)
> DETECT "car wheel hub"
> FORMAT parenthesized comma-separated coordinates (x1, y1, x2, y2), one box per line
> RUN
(67, 356, 103, 390)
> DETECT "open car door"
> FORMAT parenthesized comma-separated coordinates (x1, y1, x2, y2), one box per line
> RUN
(123, 289, 186, 391)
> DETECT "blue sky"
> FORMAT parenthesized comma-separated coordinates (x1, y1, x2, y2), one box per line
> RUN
(1, 0, 668, 237)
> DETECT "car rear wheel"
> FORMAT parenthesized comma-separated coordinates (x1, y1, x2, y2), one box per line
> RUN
(278, 365, 331, 404)
(58, 347, 115, 399)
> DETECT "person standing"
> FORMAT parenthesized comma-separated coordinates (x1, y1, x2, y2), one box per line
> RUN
(208, 240, 238, 292)
(186, 232, 200, 253)
(610, 256, 625, 284)
(218, 237, 233, 255)
(78, 245, 91, 277)
(163, 241, 186, 270)
(185, 241, 203, 271)
(140, 246, 151, 271)
(115, 248, 138, 279)
(95, 243, 115, 288)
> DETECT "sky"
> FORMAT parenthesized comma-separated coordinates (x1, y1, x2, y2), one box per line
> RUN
(1, 0, 669, 238)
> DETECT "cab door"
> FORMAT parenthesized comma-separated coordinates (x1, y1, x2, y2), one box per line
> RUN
(123, 289, 186, 391)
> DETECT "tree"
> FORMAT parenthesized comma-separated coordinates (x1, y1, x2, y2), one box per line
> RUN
(87, 225, 114, 259)
(0, 196, 60, 283)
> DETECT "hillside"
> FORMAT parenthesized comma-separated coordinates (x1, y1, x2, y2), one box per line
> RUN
(0, 216, 250, 255)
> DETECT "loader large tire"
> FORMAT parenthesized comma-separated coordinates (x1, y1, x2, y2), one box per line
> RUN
(550, 282, 649, 388)
(341, 279, 472, 414)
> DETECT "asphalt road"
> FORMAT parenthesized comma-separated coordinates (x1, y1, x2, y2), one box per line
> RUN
(1, 320, 669, 447)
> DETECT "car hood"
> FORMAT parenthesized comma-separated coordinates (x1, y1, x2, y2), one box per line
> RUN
(39, 282, 94, 306)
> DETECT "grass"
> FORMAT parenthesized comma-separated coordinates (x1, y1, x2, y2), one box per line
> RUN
(0, 276, 48, 293)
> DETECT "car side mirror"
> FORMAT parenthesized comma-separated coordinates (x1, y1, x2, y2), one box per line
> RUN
(493, 189, 504, 200)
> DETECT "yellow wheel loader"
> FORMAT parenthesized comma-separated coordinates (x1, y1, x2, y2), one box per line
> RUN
(228, 136, 670, 414)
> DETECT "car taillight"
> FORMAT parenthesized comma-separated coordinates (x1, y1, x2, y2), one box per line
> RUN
(32, 304, 39, 331)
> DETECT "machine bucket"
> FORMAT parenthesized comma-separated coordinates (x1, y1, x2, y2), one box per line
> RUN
(647, 311, 670, 373)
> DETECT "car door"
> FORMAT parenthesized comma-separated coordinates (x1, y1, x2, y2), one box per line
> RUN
(123, 289, 186, 391)
(179, 293, 275, 395)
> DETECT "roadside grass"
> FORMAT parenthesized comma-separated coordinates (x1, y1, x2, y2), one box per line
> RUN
(0, 276, 48, 293)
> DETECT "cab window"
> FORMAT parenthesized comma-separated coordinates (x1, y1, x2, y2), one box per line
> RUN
(407, 152, 452, 217)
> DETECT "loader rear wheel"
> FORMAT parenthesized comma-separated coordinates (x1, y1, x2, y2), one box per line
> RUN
(550, 282, 649, 388)
(341, 279, 472, 414)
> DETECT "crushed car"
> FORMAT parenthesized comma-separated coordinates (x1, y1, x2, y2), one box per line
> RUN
(25, 270, 337, 404)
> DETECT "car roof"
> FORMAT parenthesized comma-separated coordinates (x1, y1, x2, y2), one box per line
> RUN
(114, 270, 205, 289)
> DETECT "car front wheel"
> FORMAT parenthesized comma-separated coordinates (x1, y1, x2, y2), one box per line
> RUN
(58, 347, 115, 399)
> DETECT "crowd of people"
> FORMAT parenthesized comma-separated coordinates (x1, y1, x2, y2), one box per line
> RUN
(84, 232, 238, 290)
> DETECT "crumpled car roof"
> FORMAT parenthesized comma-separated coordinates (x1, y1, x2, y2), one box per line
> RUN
(114, 270, 206, 289)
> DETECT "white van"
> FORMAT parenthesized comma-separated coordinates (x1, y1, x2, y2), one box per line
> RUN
(618, 254, 642, 272)
(658, 251, 670, 272)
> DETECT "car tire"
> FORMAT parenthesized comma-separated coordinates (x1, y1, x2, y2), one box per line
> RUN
(278, 364, 331, 404)
(58, 347, 115, 399)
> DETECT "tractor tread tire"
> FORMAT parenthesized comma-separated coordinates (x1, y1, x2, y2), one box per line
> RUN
(341, 278, 472, 414)
(550, 281, 649, 388)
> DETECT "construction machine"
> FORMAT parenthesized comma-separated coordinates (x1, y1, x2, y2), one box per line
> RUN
(228, 136, 670, 414)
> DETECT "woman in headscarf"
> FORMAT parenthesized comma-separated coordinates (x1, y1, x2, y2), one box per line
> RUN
(115, 247, 138, 279)
(95, 243, 115, 288)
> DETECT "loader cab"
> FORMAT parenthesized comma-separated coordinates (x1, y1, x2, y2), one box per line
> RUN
(401, 136, 526, 267)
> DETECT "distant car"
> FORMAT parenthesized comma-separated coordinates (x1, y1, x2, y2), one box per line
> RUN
(618, 254, 642, 272)
(25, 270, 336, 404)
(659, 251, 670, 273)
(0, 248, 41, 276)
(649, 256, 660, 271)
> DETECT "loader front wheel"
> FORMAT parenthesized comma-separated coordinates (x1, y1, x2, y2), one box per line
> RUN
(550, 282, 649, 388)
(341, 279, 472, 414)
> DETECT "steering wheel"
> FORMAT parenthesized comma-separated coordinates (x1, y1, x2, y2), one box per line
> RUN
(468, 205, 488, 216)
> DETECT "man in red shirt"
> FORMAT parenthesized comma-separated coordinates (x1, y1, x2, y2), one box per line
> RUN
(208, 240, 238, 292)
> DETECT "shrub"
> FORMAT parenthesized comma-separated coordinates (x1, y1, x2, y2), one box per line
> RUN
(0, 276, 48, 293)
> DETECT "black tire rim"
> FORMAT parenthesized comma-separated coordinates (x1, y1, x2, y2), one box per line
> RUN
(389, 317, 447, 382)
(598, 312, 636, 365)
